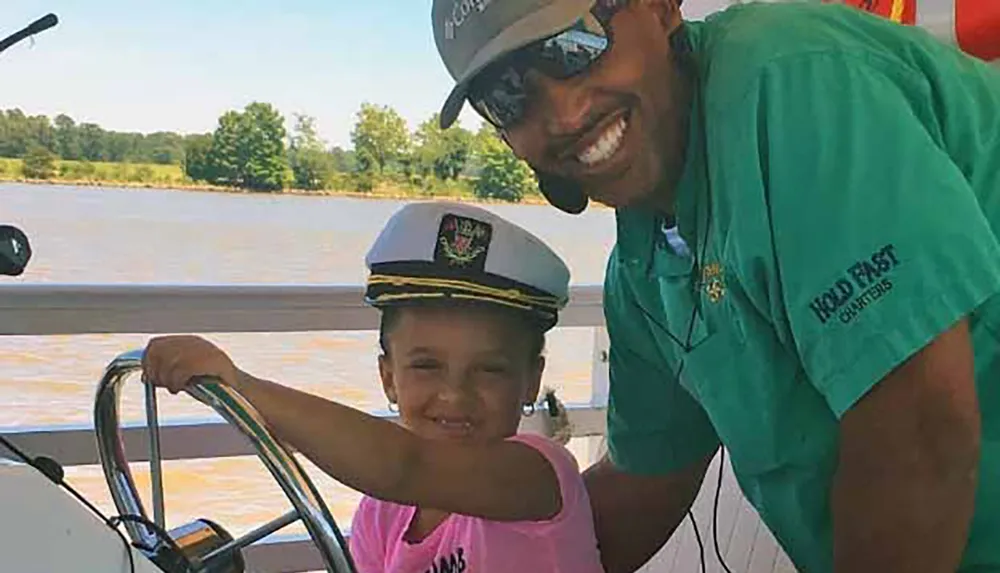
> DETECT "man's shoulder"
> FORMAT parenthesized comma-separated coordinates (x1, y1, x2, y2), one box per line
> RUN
(601, 242, 629, 303)
(601, 210, 652, 301)
(599, 241, 646, 342)
(693, 2, 920, 110)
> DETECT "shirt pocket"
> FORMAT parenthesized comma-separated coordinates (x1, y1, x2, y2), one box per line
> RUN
(677, 280, 837, 478)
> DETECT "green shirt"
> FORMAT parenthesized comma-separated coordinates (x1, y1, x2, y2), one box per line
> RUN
(603, 3, 1000, 571)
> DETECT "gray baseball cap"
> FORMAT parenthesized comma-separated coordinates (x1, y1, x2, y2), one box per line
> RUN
(432, 0, 594, 129)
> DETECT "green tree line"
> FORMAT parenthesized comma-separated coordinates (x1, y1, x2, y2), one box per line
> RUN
(0, 102, 540, 203)
(0, 108, 188, 164)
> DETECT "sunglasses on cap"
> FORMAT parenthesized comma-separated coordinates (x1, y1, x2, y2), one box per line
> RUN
(467, 2, 620, 129)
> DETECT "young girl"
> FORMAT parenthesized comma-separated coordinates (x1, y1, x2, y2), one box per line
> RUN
(141, 201, 604, 572)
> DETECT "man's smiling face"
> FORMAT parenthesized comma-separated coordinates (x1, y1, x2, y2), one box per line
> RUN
(502, 1, 690, 211)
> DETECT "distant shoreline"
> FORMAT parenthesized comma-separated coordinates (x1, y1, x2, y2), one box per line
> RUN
(0, 176, 580, 208)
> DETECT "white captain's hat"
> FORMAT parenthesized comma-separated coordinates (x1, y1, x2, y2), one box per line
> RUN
(364, 201, 571, 330)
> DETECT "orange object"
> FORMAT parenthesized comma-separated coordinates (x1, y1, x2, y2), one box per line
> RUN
(955, 0, 1000, 61)
(833, 0, 917, 24)
(826, 0, 999, 61)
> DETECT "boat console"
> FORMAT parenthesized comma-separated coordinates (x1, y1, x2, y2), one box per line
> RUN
(1, 349, 358, 573)
(0, 458, 166, 573)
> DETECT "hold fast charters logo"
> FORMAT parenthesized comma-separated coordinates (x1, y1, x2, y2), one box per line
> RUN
(808, 244, 900, 325)
(443, 0, 494, 40)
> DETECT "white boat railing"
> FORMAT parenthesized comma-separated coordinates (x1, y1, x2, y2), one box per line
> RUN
(0, 283, 794, 573)
(0, 283, 605, 335)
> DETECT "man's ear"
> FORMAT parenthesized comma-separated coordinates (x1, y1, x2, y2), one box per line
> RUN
(637, 0, 684, 35)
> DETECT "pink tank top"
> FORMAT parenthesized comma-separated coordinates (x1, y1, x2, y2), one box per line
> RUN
(348, 432, 604, 573)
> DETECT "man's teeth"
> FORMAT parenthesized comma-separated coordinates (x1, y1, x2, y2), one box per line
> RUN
(578, 116, 627, 166)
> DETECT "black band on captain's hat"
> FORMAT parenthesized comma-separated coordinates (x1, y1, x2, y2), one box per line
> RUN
(367, 262, 560, 303)
(365, 261, 562, 329)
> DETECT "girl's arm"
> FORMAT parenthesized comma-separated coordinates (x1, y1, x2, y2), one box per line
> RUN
(233, 370, 562, 522)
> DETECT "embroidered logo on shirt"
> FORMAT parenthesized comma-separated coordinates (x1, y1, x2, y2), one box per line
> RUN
(808, 244, 900, 325)
(424, 547, 467, 573)
(700, 262, 726, 303)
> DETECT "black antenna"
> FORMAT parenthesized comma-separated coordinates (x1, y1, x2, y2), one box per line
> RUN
(0, 13, 57, 276)
(0, 13, 59, 56)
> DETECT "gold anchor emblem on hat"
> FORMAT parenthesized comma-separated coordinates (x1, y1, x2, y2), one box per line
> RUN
(701, 262, 725, 303)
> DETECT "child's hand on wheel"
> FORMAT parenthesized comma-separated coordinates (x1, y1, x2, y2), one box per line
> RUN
(141, 335, 240, 393)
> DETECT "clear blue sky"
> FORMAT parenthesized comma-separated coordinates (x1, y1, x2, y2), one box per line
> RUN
(0, 1, 723, 149)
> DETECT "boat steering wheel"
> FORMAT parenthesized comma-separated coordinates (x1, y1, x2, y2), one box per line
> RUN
(94, 349, 356, 573)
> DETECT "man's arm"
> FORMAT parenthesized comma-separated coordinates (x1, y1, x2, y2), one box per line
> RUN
(833, 318, 980, 572)
(584, 452, 713, 573)
(744, 52, 1000, 572)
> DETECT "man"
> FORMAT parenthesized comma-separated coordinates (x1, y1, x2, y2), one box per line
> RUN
(430, 1, 1000, 572)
